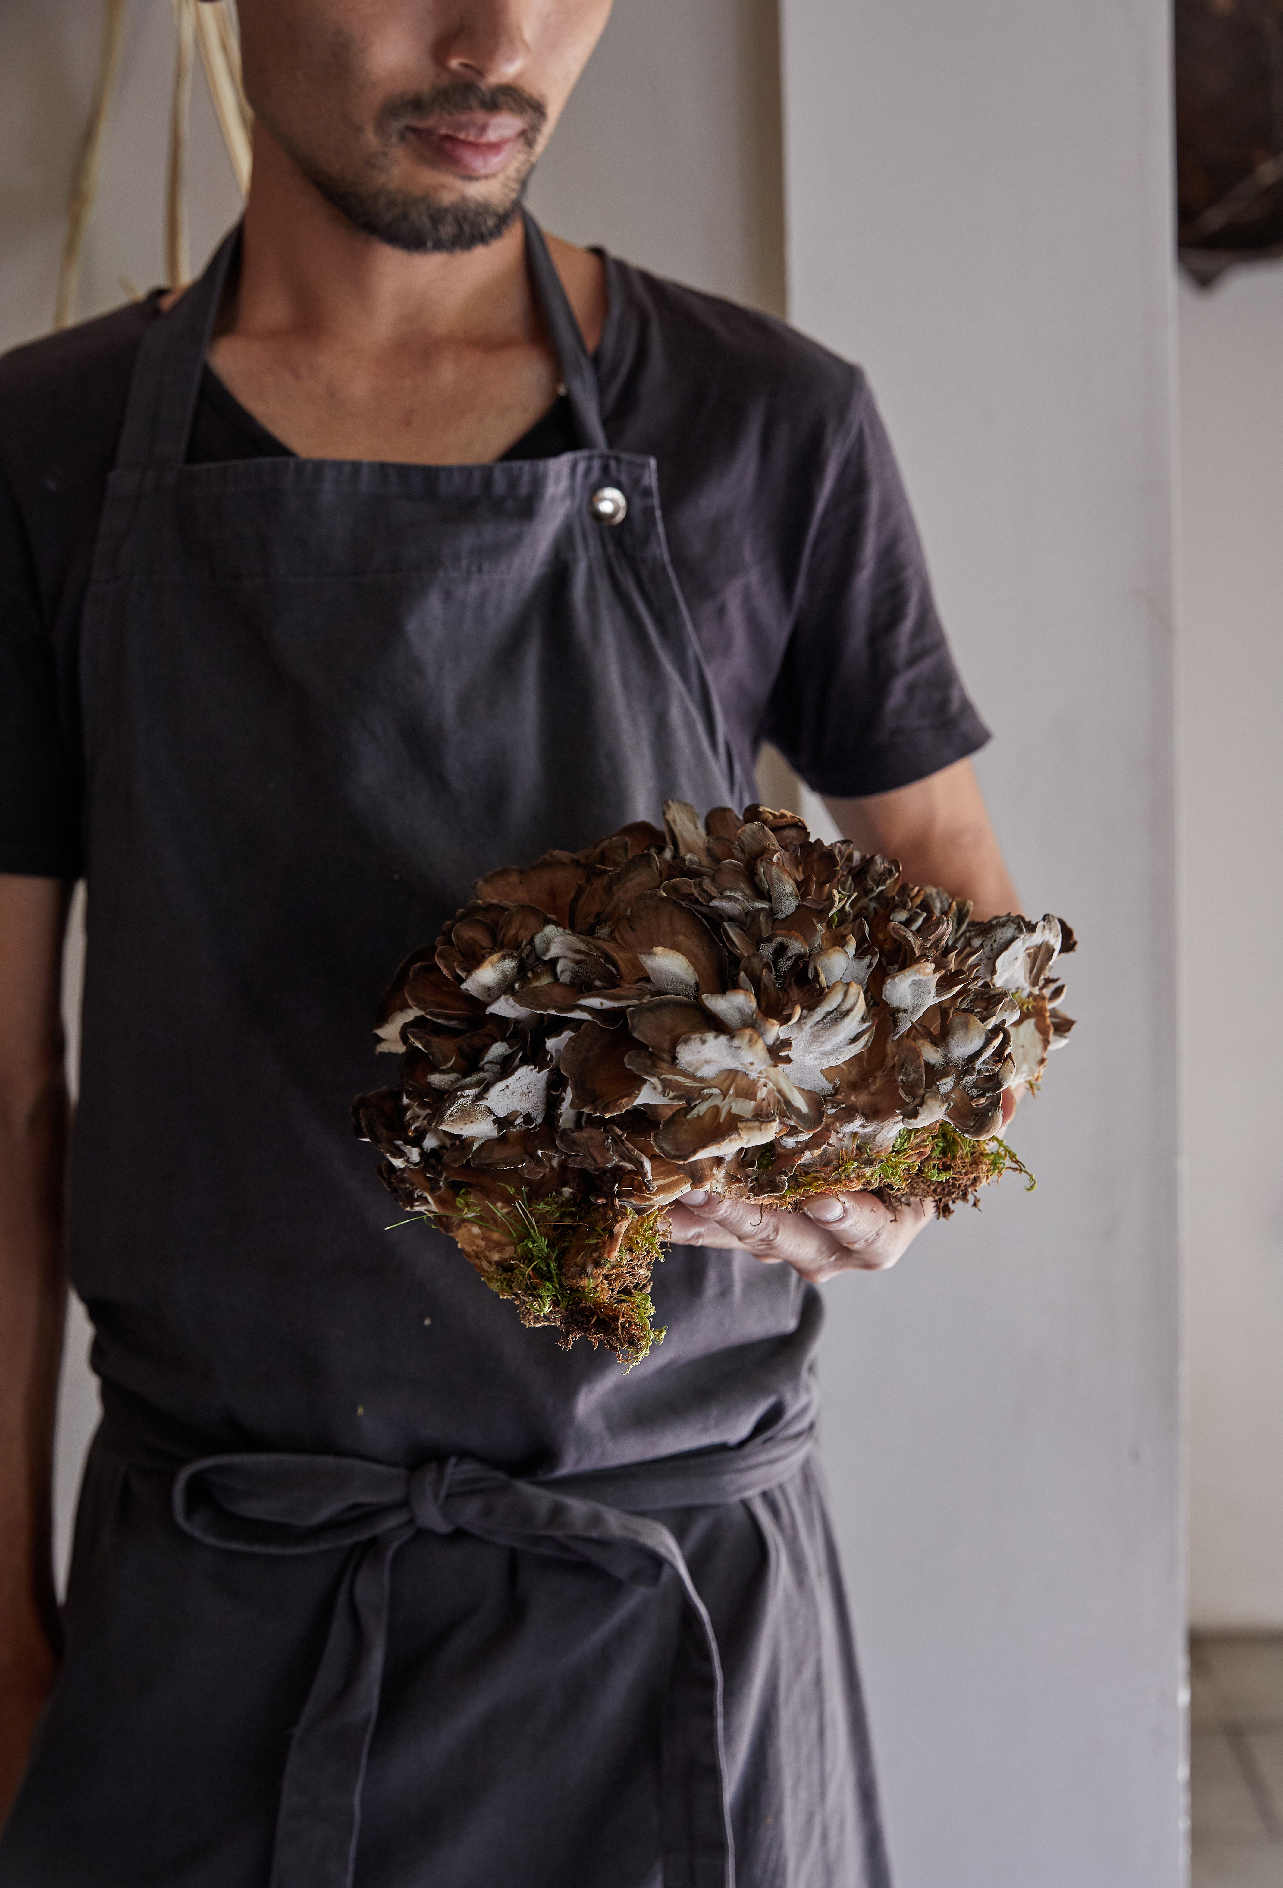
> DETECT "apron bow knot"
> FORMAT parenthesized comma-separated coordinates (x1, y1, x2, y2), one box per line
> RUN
(154, 1422, 819, 1888)
(406, 1457, 457, 1534)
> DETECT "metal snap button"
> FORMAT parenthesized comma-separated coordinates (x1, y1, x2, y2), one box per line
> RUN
(589, 485, 628, 525)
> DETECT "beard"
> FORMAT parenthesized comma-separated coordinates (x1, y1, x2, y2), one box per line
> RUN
(302, 162, 535, 254)
(290, 80, 546, 255)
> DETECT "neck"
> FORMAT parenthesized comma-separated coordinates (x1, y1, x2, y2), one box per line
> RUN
(225, 124, 537, 354)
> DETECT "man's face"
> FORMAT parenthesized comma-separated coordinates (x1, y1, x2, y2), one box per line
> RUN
(230, 0, 613, 252)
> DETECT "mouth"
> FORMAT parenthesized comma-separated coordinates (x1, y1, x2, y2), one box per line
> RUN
(403, 113, 533, 180)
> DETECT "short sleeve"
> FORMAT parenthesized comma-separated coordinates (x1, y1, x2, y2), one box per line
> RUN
(0, 466, 82, 878)
(761, 372, 991, 797)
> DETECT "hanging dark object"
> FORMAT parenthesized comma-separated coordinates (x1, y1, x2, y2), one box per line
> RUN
(1176, 0, 1283, 286)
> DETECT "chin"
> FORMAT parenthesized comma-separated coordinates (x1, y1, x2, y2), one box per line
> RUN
(307, 163, 532, 253)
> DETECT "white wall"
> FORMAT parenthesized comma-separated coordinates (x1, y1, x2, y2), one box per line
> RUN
(530, 0, 784, 317)
(1178, 265, 1283, 1629)
(779, 3, 1184, 1884)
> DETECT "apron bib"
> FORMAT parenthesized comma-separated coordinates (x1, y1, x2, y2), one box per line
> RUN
(66, 212, 822, 1472)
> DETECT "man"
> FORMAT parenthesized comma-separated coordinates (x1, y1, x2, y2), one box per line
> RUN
(0, 2, 1022, 1882)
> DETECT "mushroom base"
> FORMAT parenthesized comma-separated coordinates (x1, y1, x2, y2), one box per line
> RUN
(377, 1119, 1035, 1367)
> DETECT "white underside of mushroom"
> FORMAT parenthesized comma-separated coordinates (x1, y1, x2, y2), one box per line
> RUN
(699, 988, 759, 1032)
(779, 980, 872, 1072)
(375, 1005, 417, 1052)
(815, 940, 876, 986)
(461, 950, 521, 1002)
(482, 1061, 552, 1124)
(881, 963, 941, 1034)
(904, 1089, 949, 1128)
(485, 991, 546, 1021)
(639, 947, 702, 997)
(1005, 1015, 1046, 1084)
(436, 1089, 500, 1139)
(987, 915, 1061, 992)
(675, 1116, 778, 1161)
(944, 1010, 989, 1059)
(773, 1059, 835, 1099)
(675, 1027, 773, 1080)
(688, 1090, 760, 1123)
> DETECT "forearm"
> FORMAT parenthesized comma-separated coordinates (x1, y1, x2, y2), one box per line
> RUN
(0, 1072, 69, 1665)
(883, 813, 1022, 923)
(824, 756, 1024, 920)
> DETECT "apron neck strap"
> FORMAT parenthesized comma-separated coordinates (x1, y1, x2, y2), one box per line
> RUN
(520, 207, 608, 452)
(113, 211, 607, 474)
(115, 224, 241, 472)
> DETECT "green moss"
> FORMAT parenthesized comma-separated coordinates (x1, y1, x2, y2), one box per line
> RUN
(773, 1153, 869, 1203)
(400, 1182, 670, 1367)
(765, 1117, 1036, 1216)
(871, 1119, 1037, 1207)
(620, 1208, 668, 1275)
(582, 1209, 670, 1369)
(389, 1115, 1036, 1364)
(454, 1187, 573, 1319)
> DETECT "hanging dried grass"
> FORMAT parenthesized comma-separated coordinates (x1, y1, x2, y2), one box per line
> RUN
(56, 0, 251, 328)
(213, 2, 251, 124)
(194, 1, 252, 197)
(166, 0, 196, 290)
(55, 0, 128, 330)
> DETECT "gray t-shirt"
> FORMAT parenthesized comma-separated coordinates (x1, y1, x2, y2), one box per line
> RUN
(0, 244, 990, 877)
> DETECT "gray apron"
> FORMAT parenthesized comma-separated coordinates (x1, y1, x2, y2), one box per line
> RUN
(0, 216, 892, 1888)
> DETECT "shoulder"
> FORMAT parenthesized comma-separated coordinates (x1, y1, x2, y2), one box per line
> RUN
(0, 295, 160, 489)
(0, 295, 161, 625)
(597, 249, 869, 462)
(592, 251, 884, 607)
(0, 294, 157, 391)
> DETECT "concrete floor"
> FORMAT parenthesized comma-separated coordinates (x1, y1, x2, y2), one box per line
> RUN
(1190, 1634, 1283, 1887)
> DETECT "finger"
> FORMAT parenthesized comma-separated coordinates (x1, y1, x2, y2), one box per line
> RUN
(666, 1203, 715, 1244)
(672, 1193, 836, 1269)
(799, 1190, 935, 1271)
(798, 1189, 894, 1245)
(668, 1190, 933, 1279)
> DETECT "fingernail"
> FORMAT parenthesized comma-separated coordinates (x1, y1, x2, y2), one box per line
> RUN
(802, 1196, 845, 1223)
(683, 1189, 710, 1207)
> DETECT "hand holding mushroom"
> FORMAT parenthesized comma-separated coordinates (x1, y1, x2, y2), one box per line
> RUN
(354, 802, 1074, 1365)
(667, 1079, 1023, 1280)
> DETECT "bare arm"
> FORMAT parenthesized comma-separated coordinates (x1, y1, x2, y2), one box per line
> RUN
(0, 874, 73, 1823)
(823, 754, 1023, 923)
(670, 758, 1024, 1274)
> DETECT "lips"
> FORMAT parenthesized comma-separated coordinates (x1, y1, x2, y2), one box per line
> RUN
(404, 114, 532, 179)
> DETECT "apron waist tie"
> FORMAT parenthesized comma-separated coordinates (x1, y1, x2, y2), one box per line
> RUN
(99, 1405, 816, 1888)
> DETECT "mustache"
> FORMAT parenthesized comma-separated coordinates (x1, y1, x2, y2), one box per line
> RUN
(381, 80, 547, 140)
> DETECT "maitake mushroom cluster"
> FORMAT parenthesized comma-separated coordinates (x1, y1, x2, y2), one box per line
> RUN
(354, 802, 1074, 1366)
